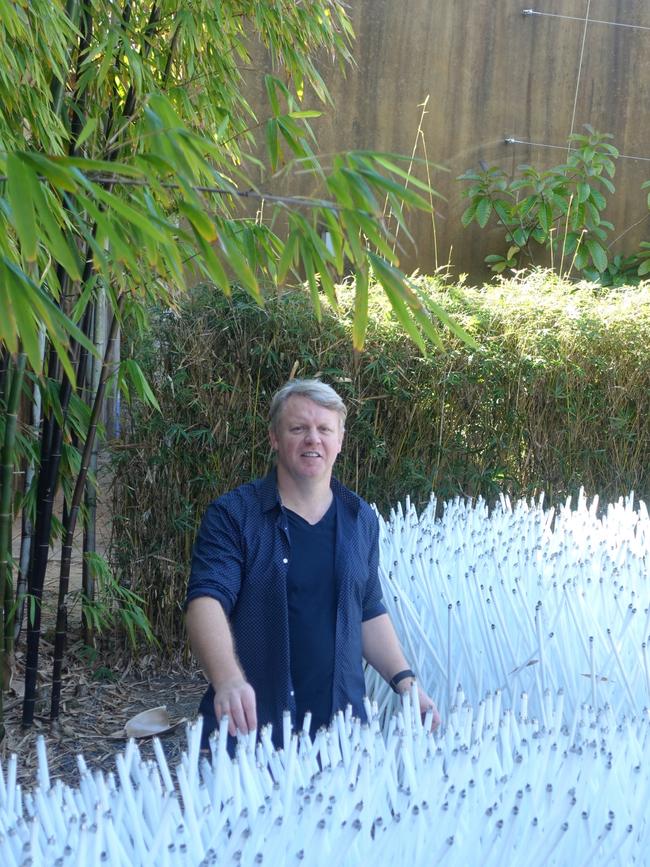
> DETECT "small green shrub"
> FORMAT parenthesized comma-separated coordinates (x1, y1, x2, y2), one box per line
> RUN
(459, 127, 650, 284)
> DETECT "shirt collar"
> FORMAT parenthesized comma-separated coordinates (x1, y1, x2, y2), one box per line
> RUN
(259, 467, 360, 517)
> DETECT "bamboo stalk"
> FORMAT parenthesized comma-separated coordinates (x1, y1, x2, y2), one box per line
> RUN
(14, 326, 45, 643)
(21, 280, 97, 725)
(82, 288, 106, 643)
(0, 352, 26, 737)
(50, 295, 123, 720)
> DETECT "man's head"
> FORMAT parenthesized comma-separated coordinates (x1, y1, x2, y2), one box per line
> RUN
(268, 379, 347, 484)
(269, 379, 347, 433)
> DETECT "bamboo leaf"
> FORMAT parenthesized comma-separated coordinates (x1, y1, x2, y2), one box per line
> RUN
(91, 186, 170, 244)
(357, 168, 431, 211)
(219, 227, 261, 302)
(120, 360, 161, 412)
(7, 154, 38, 261)
(424, 295, 479, 348)
(0, 268, 19, 355)
(195, 236, 231, 295)
(264, 74, 281, 116)
(370, 154, 446, 194)
(178, 201, 217, 242)
(276, 230, 299, 284)
(30, 183, 82, 280)
(20, 153, 77, 192)
(266, 119, 280, 171)
(368, 253, 425, 351)
(75, 116, 99, 149)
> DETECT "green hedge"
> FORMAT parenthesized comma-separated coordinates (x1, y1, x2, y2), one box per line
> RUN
(111, 272, 650, 647)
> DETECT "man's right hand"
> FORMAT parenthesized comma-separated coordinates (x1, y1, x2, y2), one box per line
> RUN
(213, 676, 257, 737)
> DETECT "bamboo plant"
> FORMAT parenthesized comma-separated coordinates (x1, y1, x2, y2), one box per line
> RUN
(0, 0, 472, 738)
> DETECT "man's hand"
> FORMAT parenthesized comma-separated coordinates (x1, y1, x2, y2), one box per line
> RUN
(397, 680, 442, 732)
(213, 676, 257, 737)
(415, 685, 441, 732)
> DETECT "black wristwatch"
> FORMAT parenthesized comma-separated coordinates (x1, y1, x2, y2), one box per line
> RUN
(389, 668, 416, 693)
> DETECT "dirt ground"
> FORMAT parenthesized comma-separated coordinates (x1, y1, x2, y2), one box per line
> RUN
(3, 468, 207, 791)
(2, 651, 207, 790)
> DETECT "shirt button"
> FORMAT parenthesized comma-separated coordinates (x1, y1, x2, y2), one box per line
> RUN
(282, 557, 288, 564)
(290, 690, 294, 697)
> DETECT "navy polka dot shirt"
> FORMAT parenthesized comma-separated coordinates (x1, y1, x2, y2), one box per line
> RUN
(186, 468, 386, 741)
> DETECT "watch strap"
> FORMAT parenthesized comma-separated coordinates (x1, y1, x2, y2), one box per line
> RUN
(389, 668, 416, 693)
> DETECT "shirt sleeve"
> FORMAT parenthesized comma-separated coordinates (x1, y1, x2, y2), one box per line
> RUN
(185, 497, 244, 616)
(361, 508, 387, 621)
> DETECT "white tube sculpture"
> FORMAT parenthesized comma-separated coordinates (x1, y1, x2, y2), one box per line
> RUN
(1, 490, 648, 865)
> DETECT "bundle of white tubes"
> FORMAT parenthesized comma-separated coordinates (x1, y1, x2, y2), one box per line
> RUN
(1, 491, 649, 866)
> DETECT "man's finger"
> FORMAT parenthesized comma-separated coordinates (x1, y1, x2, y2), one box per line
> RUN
(230, 697, 249, 735)
(241, 688, 257, 732)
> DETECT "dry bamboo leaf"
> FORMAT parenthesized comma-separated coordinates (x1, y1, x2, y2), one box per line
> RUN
(109, 706, 187, 739)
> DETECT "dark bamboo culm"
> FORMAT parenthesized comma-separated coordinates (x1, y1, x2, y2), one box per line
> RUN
(50, 296, 123, 720)
(21, 264, 90, 726)
(0, 352, 27, 738)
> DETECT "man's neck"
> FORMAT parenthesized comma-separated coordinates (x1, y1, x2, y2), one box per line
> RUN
(276, 468, 334, 525)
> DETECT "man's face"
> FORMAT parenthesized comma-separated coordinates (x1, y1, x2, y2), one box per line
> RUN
(269, 395, 344, 484)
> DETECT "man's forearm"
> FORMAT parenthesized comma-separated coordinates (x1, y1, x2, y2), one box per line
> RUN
(186, 596, 257, 735)
(363, 612, 441, 730)
(361, 613, 411, 683)
(186, 596, 243, 688)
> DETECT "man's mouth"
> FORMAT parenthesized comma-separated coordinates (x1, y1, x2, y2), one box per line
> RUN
(302, 451, 321, 458)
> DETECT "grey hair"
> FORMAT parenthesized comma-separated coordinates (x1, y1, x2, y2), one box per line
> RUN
(269, 378, 347, 431)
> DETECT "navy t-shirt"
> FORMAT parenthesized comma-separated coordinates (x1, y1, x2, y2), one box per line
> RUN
(285, 498, 337, 735)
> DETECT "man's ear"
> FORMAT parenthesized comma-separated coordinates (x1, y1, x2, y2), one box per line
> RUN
(268, 426, 278, 451)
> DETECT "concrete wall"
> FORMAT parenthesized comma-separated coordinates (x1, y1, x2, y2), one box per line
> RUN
(270, 1, 650, 279)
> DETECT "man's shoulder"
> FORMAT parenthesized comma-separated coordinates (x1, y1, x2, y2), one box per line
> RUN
(331, 478, 377, 525)
(209, 472, 277, 515)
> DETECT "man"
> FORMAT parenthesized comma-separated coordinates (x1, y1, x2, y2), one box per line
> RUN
(186, 378, 440, 747)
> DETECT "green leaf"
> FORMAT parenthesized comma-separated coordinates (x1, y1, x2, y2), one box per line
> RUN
(277, 231, 299, 283)
(460, 203, 477, 227)
(589, 189, 606, 210)
(266, 119, 280, 171)
(19, 153, 77, 192)
(91, 186, 170, 244)
(219, 226, 261, 302)
(120, 360, 161, 412)
(264, 74, 281, 116)
(7, 154, 38, 261)
(475, 197, 492, 228)
(75, 116, 98, 149)
(178, 201, 217, 241)
(30, 183, 82, 280)
(357, 168, 431, 211)
(196, 235, 230, 295)
(424, 293, 479, 348)
(371, 154, 446, 194)
(577, 182, 590, 203)
(584, 237, 608, 273)
(368, 253, 428, 351)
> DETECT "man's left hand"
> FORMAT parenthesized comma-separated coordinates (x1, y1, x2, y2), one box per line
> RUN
(397, 681, 441, 732)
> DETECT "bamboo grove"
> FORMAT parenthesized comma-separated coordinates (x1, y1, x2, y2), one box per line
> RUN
(0, 0, 472, 741)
